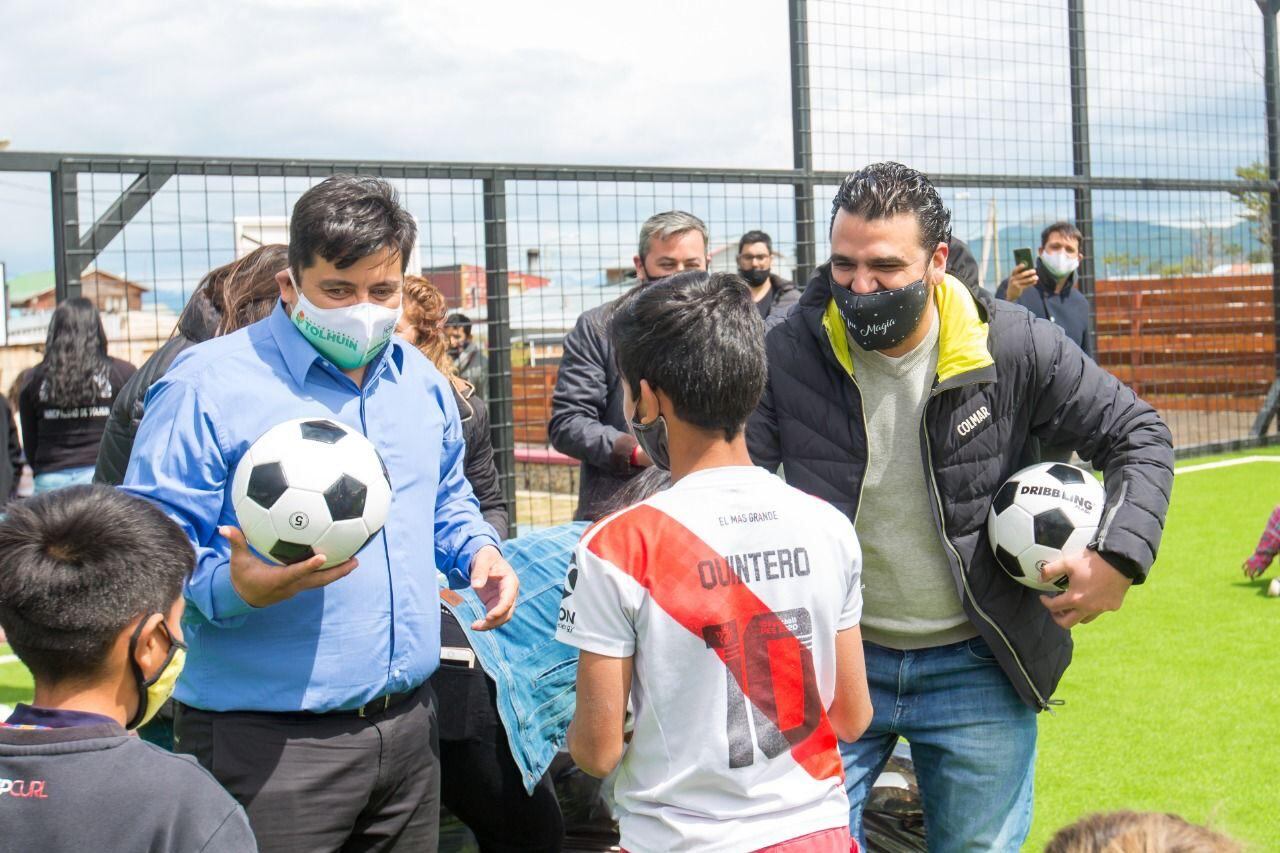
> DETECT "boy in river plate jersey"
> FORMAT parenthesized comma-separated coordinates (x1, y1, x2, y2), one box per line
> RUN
(557, 271, 872, 853)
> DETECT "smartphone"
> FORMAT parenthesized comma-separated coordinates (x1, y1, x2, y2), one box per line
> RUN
(1013, 247, 1034, 270)
(440, 646, 477, 668)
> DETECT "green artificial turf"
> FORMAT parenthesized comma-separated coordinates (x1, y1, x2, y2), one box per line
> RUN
(0, 449, 1277, 849)
(0, 643, 33, 708)
(1027, 449, 1280, 850)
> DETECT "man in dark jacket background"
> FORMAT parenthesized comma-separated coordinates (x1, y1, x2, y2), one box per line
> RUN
(736, 229, 799, 326)
(549, 210, 709, 521)
(747, 163, 1173, 851)
(997, 220, 1092, 357)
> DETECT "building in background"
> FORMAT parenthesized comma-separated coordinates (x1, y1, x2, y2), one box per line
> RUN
(7, 268, 146, 313)
(424, 262, 551, 312)
(0, 267, 174, 399)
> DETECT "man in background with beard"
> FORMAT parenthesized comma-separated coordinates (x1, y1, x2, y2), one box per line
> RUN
(736, 229, 799, 328)
(549, 210, 710, 521)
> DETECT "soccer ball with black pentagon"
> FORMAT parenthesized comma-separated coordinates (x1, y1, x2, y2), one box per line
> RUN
(986, 462, 1105, 592)
(231, 418, 392, 568)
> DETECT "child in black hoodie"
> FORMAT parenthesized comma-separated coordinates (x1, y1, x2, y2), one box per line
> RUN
(0, 484, 255, 852)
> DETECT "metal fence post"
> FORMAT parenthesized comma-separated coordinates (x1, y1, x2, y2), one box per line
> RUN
(1252, 1, 1280, 436)
(789, 0, 817, 283)
(50, 165, 80, 303)
(483, 174, 517, 534)
(1068, 0, 1096, 327)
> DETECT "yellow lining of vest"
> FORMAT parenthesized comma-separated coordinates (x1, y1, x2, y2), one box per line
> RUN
(821, 274, 994, 383)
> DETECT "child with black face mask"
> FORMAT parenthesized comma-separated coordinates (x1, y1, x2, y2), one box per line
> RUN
(0, 485, 256, 852)
(559, 271, 871, 853)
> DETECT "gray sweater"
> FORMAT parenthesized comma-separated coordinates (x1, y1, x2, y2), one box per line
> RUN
(0, 722, 256, 852)
(847, 309, 977, 650)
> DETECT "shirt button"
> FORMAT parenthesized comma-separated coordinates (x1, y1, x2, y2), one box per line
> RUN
(393, 668, 402, 678)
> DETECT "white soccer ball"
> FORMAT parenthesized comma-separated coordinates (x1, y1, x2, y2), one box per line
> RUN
(231, 418, 392, 568)
(987, 462, 1105, 592)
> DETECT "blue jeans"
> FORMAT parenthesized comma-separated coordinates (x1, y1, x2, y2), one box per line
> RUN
(32, 465, 94, 493)
(841, 637, 1037, 853)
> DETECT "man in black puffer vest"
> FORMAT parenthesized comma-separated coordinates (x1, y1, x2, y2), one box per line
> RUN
(747, 163, 1173, 852)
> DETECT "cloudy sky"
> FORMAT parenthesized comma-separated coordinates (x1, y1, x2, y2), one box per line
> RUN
(2, 0, 793, 166)
(0, 0, 1268, 282)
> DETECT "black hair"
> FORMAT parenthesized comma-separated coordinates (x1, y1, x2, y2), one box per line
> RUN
(445, 313, 473, 337)
(1041, 221, 1084, 249)
(0, 485, 194, 684)
(738, 230, 773, 255)
(40, 297, 111, 408)
(595, 467, 673, 518)
(289, 175, 418, 274)
(829, 162, 952, 252)
(609, 271, 765, 440)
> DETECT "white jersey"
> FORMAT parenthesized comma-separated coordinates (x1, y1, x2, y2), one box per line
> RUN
(556, 465, 862, 853)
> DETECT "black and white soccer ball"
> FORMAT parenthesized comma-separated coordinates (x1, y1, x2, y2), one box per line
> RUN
(987, 462, 1105, 592)
(231, 418, 392, 568)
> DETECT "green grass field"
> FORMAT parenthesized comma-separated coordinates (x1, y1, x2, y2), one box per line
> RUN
(1028, 448, 1280, 850)
(0, 642, 32, 708)
(1, 450, 1277, 850)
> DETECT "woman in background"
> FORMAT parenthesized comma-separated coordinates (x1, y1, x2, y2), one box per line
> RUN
(95, 244, 287, 485)
(398, 274, 508, 536)
(19, 298, 134, 492)
(0, 393, 21, 506)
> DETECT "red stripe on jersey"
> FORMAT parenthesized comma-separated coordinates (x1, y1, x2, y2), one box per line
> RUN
(587, 503, 842, 781)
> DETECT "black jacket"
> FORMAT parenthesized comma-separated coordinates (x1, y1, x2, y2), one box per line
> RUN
(20, 357, 136, 475)
(95, 291, 220, 485)
(997, 259, 1093, 358)
(760, 274, 800, 327)
(549, 302, 638, 521)
(947, 238, 980, 294)
(453, 379, 510, 539)
(0, 395, 22, 501)
(747, 266, 1174, 710)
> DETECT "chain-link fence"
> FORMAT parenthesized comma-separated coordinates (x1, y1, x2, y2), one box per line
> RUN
(1, 0, 1277, 532)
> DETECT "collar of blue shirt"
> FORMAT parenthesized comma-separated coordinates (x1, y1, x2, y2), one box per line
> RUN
(267, 299, 405, 390)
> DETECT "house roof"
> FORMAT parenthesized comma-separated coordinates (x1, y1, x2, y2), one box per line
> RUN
(5, 270, 55, 304)
(5, 268, 147, 305)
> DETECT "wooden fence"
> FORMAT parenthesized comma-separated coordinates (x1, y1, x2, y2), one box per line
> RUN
(508, 273, 1279, 454)
(1095, 273, 1275, 414)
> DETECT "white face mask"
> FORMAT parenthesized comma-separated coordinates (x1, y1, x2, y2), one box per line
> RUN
(1040, 251, 1080, 279)
(288, 270, 402, 370)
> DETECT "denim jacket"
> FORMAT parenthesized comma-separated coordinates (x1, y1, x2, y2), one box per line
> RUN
(438, 521, 588, 793)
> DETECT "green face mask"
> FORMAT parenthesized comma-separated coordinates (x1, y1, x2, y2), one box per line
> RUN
(126, 618, 187, 730)
(289, 273, 403, 370)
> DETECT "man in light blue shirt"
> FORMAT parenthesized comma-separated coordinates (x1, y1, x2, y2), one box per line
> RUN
(123, 175, 518, 853)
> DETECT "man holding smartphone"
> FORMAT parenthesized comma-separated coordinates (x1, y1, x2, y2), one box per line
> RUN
(996, 221, 1092, 358)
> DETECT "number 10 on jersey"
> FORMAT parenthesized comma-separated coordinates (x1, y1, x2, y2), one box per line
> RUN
(701, 608, 823, 769)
